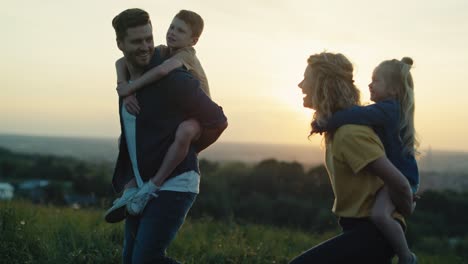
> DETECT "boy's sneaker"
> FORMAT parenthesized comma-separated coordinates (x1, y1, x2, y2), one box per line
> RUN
(127, 181, 160, 215)
(104, 187, 138, 223)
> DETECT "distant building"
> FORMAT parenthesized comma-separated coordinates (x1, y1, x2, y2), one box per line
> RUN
(17, 179, 72, 204)
(17, 179, 51, 203)
(0, 182, 14, 200)
(18, 179, 50, 190)
(16, 179, 96, 206)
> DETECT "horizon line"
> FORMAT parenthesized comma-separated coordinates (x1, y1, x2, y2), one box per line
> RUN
(0, 132, 467, 154)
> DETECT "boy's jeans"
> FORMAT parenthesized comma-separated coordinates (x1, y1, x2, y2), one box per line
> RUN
(123, 191, 197, 264)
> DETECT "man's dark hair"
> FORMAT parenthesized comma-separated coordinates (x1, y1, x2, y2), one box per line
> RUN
(112, 8, 151, 41)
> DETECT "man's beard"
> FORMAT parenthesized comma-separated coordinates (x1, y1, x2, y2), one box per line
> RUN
(126, 49, 154, 70)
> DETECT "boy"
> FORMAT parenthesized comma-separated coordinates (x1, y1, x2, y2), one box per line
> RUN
(116, 10, 210, 98)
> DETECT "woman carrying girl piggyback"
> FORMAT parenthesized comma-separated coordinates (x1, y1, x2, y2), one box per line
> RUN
(314, 57, 419, 264)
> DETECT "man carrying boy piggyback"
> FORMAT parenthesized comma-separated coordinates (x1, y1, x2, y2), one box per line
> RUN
(108, 9, 215, 218)
(109, 8, 227, 264)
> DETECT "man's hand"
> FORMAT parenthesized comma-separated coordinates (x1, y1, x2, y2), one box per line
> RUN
(127, 181, 160, 215)
(123, 94, 140, 115)
(116, 82, 133, 97)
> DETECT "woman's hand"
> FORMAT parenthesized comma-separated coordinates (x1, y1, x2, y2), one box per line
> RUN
(311, 120, 326, 135)
(366, 156, 413, 217)
(411, 193, 420, 213)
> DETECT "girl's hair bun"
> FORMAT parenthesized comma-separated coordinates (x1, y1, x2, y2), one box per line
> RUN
(401, 57, 413, 66)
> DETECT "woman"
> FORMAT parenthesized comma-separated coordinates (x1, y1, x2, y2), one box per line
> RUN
(290, 52, 414, 264)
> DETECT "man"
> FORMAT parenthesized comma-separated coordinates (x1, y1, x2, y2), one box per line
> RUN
(110, 8, 228, 264)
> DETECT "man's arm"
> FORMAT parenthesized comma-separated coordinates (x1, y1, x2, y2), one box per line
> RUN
(366, 156, 413, 217)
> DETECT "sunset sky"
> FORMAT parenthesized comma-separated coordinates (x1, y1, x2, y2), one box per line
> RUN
(2, 0, 468, 152)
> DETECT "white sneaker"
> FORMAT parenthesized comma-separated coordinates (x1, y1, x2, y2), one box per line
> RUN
(104, 187, 138, 223)
(127, 181, 160, 215)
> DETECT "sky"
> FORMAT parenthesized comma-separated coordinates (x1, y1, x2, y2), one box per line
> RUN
(1, 0, 468, 152)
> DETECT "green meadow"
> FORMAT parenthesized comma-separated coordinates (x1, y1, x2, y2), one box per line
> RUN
(0, 201, 464, 264)
(1, 147, 467, 263)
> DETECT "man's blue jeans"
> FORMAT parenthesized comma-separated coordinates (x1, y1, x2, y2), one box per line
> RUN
(123, 191, 197, 264)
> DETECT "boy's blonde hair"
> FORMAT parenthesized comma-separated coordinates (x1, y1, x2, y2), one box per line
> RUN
(175, 10, 204, 38)
(306, 52, 360, 139)
(376, 57, 419, 156)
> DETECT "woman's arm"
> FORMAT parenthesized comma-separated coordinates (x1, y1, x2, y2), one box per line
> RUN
(116, 58, 183, 97)
(366, 156, 413, 217)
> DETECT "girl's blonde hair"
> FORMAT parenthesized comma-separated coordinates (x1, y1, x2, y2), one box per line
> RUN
(307, 52, 360, 139)
(376, 57, 419, 156)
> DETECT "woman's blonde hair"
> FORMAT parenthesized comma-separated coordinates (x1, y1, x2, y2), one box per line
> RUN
(306, 52, 360, 139)
(376, 57, 419, 156)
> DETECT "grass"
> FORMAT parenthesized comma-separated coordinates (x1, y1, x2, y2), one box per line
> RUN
(0, 200, 465, 264)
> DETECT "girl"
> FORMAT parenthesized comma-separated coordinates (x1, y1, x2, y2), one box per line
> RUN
(313, 57, 418, 264)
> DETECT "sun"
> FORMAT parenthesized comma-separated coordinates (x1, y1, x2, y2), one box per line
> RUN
(272, 65, 313, 118)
